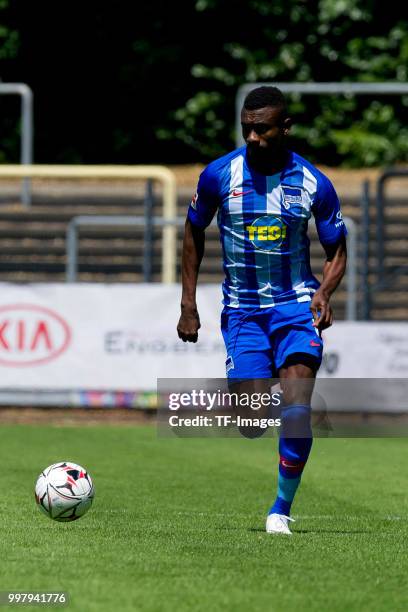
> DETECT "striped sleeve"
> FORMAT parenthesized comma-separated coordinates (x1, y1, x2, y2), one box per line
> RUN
(312, 175, 347, 245)
(187, 165, 220, 229)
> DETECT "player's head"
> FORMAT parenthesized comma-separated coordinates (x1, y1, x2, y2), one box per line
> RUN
(241, 86, 291, 157)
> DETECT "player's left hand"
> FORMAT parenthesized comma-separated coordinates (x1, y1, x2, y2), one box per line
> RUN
(310, 289, 333, 331)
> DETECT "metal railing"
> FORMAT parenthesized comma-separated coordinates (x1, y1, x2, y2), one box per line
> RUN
(66, 215, 184, 284)
(360, 180, 371, 320)
(344, 217, 357, 321)
(0, 83, 33, 207)
(360, 169, 408, 319)
(376, 168, 408, 280)
(0, 164, 177, 283)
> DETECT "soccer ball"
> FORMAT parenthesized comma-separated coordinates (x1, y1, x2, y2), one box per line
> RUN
(35, 461, 94, 522)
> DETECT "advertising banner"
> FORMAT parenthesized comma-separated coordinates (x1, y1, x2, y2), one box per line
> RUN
(0, 283, 406, 398)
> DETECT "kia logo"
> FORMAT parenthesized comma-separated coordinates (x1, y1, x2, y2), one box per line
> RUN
(0, 304, 71, 366)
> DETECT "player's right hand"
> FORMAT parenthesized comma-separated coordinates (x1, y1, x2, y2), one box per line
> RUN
(310, 288, 333, 331)
(177, 308, 201, 343)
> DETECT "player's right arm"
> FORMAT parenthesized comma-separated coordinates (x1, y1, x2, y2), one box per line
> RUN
(177, 220, 205, 343)
(177, 166, 220, 343)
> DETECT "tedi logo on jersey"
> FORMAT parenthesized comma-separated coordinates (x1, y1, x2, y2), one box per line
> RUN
(246, 215, 287, 253)
(281, 185, 303, 210)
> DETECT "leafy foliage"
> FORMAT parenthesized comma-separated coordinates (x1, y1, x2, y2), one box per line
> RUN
(0, 0, 407, 165)
(0, 0, 18, 60)
(0, 0, 20, 163)
(162, 0, 408, 166)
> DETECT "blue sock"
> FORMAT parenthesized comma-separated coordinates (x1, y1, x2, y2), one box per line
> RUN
(269, 404, 313, 517)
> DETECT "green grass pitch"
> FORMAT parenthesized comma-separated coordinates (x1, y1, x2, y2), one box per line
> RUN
(0, 424, 407, 611)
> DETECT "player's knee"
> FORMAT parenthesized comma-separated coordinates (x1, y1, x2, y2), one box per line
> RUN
(281, 403, 312, 438)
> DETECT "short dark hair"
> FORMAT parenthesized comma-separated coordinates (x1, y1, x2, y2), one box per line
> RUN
(243, 86, 287, 115)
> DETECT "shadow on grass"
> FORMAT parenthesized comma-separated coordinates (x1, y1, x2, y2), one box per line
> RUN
(248, 527, 371, 534)
(294, 528, 371, 534)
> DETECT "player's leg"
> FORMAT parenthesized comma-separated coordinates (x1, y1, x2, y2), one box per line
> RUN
(266, 303, 322, 534)
(221, 307, 273, 438)
(266, 362, 315, 533)
(228, 378, 273, 438)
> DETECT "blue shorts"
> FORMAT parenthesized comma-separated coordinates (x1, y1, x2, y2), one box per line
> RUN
(221, 302, 323, 379)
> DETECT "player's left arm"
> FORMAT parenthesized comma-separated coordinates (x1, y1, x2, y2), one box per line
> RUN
(310, 236, 347, 331)
(311, 175, 348, 331)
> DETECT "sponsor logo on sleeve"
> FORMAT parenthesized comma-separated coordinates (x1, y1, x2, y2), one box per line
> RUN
(226, 355, 234, 372)
(335, 211, 344, 228)
(190, 192, 198, 210)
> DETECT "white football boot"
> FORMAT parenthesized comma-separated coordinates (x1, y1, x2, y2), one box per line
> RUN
(265, 513, 295, 535)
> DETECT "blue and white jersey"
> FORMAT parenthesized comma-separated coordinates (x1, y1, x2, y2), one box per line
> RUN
(188, 147, 347, 308)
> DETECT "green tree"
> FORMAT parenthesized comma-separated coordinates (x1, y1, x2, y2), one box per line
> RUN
(0, 0, 18, 60)
(0, 0, 20, 163)
(159, 0, 408, 166)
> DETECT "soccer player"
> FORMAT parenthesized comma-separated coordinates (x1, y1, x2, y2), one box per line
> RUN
(177, 86, 347, 535)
